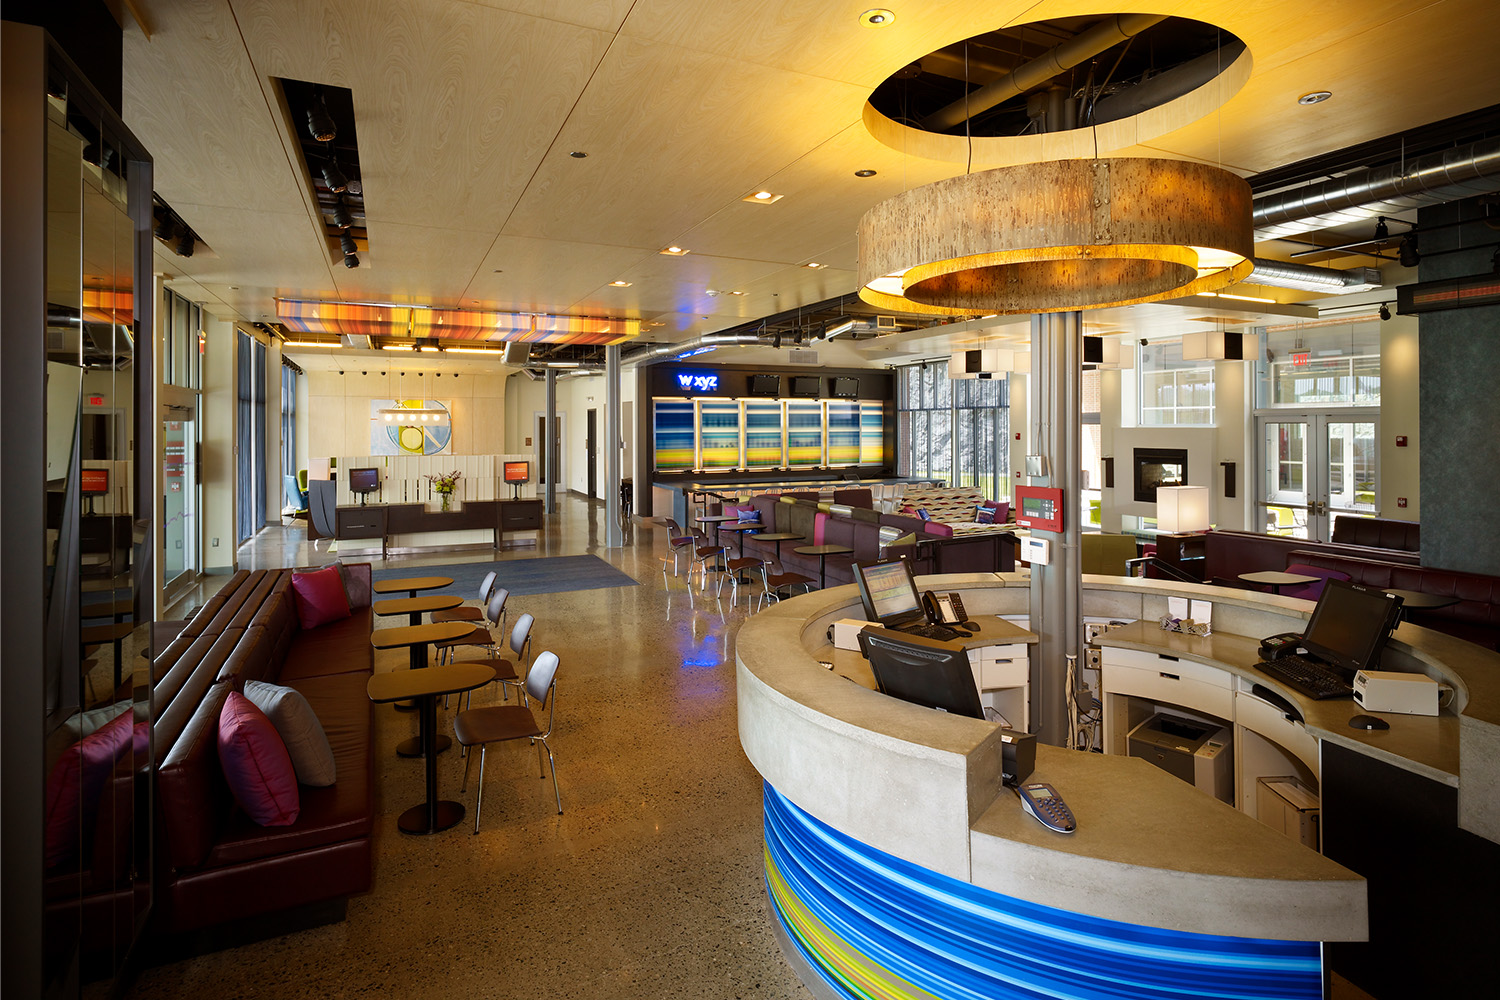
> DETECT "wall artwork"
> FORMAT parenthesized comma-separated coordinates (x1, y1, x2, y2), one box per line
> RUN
(371, 399, 452, 455)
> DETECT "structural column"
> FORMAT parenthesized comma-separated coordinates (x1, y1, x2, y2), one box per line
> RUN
(544, 369, 558, 515)
(604, 346, 622, 547)
(1028, 311, 1082, 747)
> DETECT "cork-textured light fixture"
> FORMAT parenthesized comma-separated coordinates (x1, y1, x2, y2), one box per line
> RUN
(857, 158, 1254, 315)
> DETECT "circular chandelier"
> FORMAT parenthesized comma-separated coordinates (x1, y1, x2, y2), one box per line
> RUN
(857, 158, 1253, 315)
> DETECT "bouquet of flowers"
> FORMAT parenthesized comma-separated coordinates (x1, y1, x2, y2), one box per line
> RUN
(426, 470, 462, 509)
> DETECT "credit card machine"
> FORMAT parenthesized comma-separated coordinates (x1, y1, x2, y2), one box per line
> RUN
(1016, 782, 1076, 834)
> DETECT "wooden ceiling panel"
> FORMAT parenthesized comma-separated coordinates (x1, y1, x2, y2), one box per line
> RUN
(465, 0, 635, 33)
(499, 34, 870, 247)
(327, 222, 498, 304)
(233, 0, 613, 235)
(465, 237, 657, 313)
(156, 203, 336, 293)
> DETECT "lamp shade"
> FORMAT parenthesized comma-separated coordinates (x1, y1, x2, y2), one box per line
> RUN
(1156, 486, 1210, 533)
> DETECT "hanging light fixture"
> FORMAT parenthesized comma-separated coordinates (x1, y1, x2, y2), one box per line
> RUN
(331, 197, 353, 230)
(1181, 330, 1259, 361)
(175, 230, 195, 257)
(323, 159, 349, 193)
(858, 159, 1253, 315)
(306, 93, 337, 142)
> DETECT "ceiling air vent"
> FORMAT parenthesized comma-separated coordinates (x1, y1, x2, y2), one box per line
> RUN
(789, 349, 819, 364)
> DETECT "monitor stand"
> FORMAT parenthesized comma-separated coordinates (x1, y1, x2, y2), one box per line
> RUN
(510, 483, 522, 500)
(358, 493, 367, 507)
(84, 495, 98, 516)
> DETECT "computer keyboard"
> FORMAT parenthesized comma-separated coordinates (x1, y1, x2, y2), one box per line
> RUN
(1256, 654, 1354, 700)
(902, 623, 964, 642)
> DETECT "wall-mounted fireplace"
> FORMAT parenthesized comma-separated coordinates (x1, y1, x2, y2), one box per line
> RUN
(1134, 448, 1188, 503)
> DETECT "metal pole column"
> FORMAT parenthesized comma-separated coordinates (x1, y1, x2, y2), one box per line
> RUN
(1028, 310, 1082, 747)
(604, 346, 622, 547)
(545, 369, 558, 516)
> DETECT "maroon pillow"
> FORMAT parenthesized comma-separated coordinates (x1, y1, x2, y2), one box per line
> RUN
(290, 566, 351, 629)
(218, 691, 300, 827)
(924, 521, 955, 538)
(43, 709, 135, 869)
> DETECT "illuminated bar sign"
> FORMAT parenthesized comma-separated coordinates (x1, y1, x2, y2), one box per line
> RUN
(675, 370, 719, 393)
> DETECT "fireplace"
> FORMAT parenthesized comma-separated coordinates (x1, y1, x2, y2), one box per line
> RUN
(1134, 448, 1188, 503)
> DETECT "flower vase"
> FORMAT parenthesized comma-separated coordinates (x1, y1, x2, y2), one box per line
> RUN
(440, 493, 451, 512)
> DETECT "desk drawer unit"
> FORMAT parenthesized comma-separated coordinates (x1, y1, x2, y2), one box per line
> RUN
(500, 501, 542, 530)
(1235, 690, 1320, 776)
(967, 644, 1029, 690)
(1101, 648, 1233, 721)
(337, 511, 386, 539)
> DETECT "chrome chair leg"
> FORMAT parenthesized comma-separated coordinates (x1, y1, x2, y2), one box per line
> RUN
(541, 739, 561, 814)
(472, 745, 488, 834)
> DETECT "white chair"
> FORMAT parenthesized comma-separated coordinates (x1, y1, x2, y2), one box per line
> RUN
(431, 571, 497, 625)
(455, 650, 562, 831)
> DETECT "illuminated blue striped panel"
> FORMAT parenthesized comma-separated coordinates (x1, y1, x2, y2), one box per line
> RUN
(764, 784, 1321, 1000)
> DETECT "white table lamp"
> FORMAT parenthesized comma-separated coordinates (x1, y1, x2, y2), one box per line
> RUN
(1156, 485, 1210, 533)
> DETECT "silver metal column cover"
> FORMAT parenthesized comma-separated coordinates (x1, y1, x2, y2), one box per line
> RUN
(605, 345, 622, 547)
(545, 368, 558, 515)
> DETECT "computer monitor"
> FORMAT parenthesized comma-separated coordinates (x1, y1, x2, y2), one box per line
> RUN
(859, 627, 984, 720)
(503, 461, 530, 484)
(348, 467, 380, 505)
(80, 468, 109, 495)
(1300, 578, 1405, 677)
(853, 559, 924, 630)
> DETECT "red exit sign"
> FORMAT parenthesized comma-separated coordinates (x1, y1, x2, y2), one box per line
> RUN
(1291, 352, 1310, 366)
(88, 395, 105, 405)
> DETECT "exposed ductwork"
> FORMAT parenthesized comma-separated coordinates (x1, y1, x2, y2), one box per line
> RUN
(1249, 259, 1382, 292)
(922, 13, 1167, 132)
(622, 331, 769, 367)
(1089, 40, 1246, 125)
(1253, 136, 1500, 240)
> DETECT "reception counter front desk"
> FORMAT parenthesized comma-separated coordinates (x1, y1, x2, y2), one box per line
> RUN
(736, 575, 1500, 999)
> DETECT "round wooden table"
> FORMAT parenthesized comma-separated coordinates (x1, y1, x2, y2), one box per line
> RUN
(794, 544, 855, 589)
(367, 662, 493, 835)
(1382, 588, 1460, 622)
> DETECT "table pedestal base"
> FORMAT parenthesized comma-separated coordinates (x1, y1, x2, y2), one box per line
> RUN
(397, 734, 450, 758)
(398, 799, 464, 835)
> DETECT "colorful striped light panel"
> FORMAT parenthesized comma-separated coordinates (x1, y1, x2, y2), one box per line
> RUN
(763, 784, 1323, 1000)
(277, 299, 640, 346)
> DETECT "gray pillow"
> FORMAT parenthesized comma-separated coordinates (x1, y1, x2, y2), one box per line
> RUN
(242, 680, 336, 786)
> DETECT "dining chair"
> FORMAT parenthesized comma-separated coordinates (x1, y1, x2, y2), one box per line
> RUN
(716, 555, 764, 607)
(435, 586, 508, 666)
(431, 570, 498, 626)
(660, 518, 696, 580)
(756, 557, 815, 611)
(454, 650, 561, 831)
(688, 527, 727, 592)
(450, 611, 533, 709)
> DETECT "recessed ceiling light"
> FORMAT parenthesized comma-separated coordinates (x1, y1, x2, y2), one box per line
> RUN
(804, 262, 823, 269)
(660, 246, 690, 256)
(859, 9, 895, 27)
(609, 280, 632, 287)
(1298, 91, 1332, 106)
(727, 290, 746, 296)
(569, 151, 588, 158)
(854, 169, 877, 178)
(705, 289, 720, 297)
(743, 190, 784, 204)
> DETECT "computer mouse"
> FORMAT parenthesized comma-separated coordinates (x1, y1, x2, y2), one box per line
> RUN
(961, 621, 980, 631)
(1348, 714, 1390, 731)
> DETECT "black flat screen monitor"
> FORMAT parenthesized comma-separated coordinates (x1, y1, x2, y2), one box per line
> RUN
(504, 461, 530, 484)
(859, 627, 984, 720)
(790, 375, 821, 397)
(1300, 578, 1404, 677)
(749, 374, 780, 396)
(853, 559, 925, 630)
(348, 467, 380, 496)
(80, 468, 109, 495)
(831, 376, 859, 398)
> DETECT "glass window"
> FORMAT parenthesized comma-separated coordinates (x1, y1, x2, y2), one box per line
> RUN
(897, 361, 1009, 498)
(1139, 340, 1214, 425)
(1259, 322, 1382, 407)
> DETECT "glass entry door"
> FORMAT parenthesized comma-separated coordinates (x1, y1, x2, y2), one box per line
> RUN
(1258, 411, 1378, 539)
(163, 409, 197, 590)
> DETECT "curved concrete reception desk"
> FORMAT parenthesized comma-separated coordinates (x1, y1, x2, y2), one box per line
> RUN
(736, 574, 1500, 999)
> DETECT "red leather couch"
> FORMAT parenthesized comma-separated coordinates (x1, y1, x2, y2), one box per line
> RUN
(1330, 515, 1420, 552)
(1152, 528, 1420, 587)
(149, 566, 375, 934)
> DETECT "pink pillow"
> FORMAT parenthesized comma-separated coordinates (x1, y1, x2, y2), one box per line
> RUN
(44, 709, 135, 869)
(290, 566, 351, 630)
(218, 691, 300, 827)
(813, 512, 828, 546)
(924, 521, 955, 538)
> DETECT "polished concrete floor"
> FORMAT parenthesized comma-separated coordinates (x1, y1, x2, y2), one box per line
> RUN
(131, 494, 814, 1000)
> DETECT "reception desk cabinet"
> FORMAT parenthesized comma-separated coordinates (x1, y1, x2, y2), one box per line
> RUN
(736, 574, 1500, 999)
(314, 498, 543, 556)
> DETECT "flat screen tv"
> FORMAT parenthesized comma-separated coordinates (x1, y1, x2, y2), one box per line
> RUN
(853, 559, 924, 630)
(790, 375, 821, 397)
(80, 468, 109, 495)
(504, 461, 530, 484)
(858, 627, 985, 720)
(348, 467, 380, 497)
(749, 374, 780, 396)
(1299, 578, 1404, 677)
(831, 376, 859, 398)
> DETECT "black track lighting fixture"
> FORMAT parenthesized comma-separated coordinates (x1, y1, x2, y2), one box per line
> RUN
(340, 233, 357, 257)
(176, 231, 195, 257)
(331, 197, 352, 230)
(1398, 233, 1420, 268)
(154, 213, 176, 241)
(344, 254, 360, 269)
(323, 159, 349, 193)
(306, 93, 336, 143)
(1373, 217, 1389, 241)
(1379, 303, 1391, 321)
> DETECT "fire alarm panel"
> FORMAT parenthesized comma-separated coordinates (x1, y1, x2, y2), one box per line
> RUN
(1016, 485, 1065, 532)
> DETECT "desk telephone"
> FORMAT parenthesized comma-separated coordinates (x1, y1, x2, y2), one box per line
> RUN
(922, 591, 975, 629)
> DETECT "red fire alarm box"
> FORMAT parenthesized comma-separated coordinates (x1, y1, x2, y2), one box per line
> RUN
(1015, 485, 1065, 532)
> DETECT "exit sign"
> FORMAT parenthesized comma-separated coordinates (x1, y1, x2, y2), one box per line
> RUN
(1292, 352, 1310, 366)
(88, 395, 105, 406)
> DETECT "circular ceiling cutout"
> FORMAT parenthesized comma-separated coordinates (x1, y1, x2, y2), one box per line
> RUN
(864, 13, 1250, 164)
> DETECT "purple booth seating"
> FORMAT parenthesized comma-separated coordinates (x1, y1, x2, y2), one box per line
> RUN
(1280, 562, 1351, 602)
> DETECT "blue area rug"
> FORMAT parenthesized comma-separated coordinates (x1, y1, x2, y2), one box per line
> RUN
(371, 555, 638, 598)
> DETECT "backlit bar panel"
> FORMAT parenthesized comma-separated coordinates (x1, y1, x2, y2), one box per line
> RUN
(859, 402, 884, 465)
(745, 401, 785, 469)
(653, 400, 695, 471)
(826, 402, 860, 467)
(786, 401, 824, 469)
(763, 784, 1322, 1000)
(698, 400, 741, 470)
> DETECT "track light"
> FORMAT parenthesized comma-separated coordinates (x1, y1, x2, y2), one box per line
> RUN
(1398, 234, 1420, 268)
(1379, 303, 1391, 321)
(344, 254, 360, 268)
(306, 95, 336, 142)
(154, 214, 176, 241)
(331, 198, 352, 230)
(176, 231, 195, 257)
(340, 233, 357, 256)
(323, 160, 348, 193)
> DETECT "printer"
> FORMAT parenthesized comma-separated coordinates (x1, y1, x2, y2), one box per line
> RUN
(1128, 713, 1234, 803)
